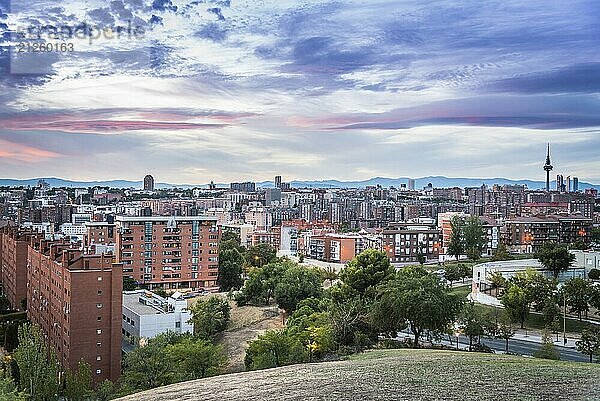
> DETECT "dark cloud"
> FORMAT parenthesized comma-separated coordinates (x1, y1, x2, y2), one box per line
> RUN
(87, 8, 116, 25)
(207, 7, 224, 21)
(328, 94, 600, 131)
(492, 63, 600, 94)
(196, 22, 227, 42)
(152, 0, 177, 12)
(284, 36, 374, 75)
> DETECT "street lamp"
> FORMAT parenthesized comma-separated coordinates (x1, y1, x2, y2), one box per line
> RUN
(563, 293, 567, 346)
(455, 332, 460, 350)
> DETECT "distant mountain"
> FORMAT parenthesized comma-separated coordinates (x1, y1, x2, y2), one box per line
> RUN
(258, 176, 600, 191)
(1, 176, 598, 191)
(0, 177, 195, 189)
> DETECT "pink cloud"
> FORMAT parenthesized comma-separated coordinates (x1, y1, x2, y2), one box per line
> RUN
(0, 139, 61, 163)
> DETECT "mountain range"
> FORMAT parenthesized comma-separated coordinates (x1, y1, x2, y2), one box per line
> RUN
(1, 176, 598, 191)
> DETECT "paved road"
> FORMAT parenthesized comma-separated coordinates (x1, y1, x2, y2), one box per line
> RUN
(443, 334, 589, 362)
(397, 331, 590, 362)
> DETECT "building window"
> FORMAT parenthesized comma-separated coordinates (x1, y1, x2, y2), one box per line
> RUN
(96, 356, 102, 361)
(97, 316, 102, 321)
(96, 342, 102, 347)
(97, 329, 102, 335)
(97, 277, 103, 281)
(175, 321, 181, 328)
(96, 303, 103, 309)
(96, 369, 102, 375)
(97, 290, 102, 295)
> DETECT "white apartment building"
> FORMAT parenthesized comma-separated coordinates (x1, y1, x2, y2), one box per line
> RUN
(122, 290, 193, 342)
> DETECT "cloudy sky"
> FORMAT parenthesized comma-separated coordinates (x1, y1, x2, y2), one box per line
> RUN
(0, 0, 599, 184)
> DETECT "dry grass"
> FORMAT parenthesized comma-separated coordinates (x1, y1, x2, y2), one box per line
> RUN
(119, 349, 600, 401)
(219, 303, 283, 373)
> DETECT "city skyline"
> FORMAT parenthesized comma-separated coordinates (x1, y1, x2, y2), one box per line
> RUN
(1, 1, 599, 183)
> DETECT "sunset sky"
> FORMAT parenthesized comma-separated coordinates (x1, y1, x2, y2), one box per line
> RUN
(0, 0, 599, 184)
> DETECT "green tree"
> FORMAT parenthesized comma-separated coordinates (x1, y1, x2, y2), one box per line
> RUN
(563, 278, 592, 321)
(459, 302, 489, 351)
(94, 380, 116, 401)
(444, 264, 462, 287)
(217, 248, 245, 292)
(274, 266, 323, 314)
(153, 288, 168, 298)
(463, 216, 486, 261)
(13, 323, 60, 401)
(286, 299, 335, 361)
(121, 333, 177, 391)
(329, 297, 370, 347)
(501, 284, 529, 328)
(416, 245, 426, 265)
(459, 263, 471, 283)
(541, 298, 561, 329)
(535, 242, 576, 279)
(0, 375, 27, 401)
(168, 338, 225, 380)
(591, 227, 600, 243)
(494, 313, 515, 353)
(569, 240, 588, 250)
(220, 230, 245, 253)
(0, 295, 10, 311)
(123, 277, 137, 291)
(236, 260, 293, 306)
(590, 285, 600, 315)
(509, 270, 557, 312)
(244, 330, 306, 370)
(576, 327, 600, 363)
(64, 360, 93, 401)
(338, 249, 395, 300)
(447, 215, 465, 260)
(188, 296, 231, 340)
(491, 243, 512, 261)
(371, 267, 463, 348)
(487, 271, 506, 296)
(320, 265, 338, 287)
(245, 244, 277, 268)
(533, 331, 560, 360)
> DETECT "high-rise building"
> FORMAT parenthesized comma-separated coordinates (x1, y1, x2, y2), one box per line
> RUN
(230, 182, 256, 193)
(566, 176, 571, 193)
(115, 216, 220, 290)
(265, 188, 282, 206)
(573, 177, 579, 192)
(543, 144, 553, 192)
(143, 174, 155, 191)
(275, 176, 282, 189)
(556, 174, 564, 192)
(27, 240, 123, 383)
(0, 226, 41, 310)
(407, 179, 415, 191)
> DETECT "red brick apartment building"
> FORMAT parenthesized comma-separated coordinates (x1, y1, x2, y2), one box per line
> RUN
(0, 225, 42, 310)
(27, 239, 122, 383)
(115, 216, 220, 291)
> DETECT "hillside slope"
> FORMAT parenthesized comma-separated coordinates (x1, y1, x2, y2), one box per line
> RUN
(119, 349, 600, 401)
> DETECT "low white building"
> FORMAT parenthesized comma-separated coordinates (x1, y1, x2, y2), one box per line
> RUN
(122, 290, 193, 344)
(471, 258, 587, 297)
(60, 223, 87, 241)
(571, 250, 600, 276)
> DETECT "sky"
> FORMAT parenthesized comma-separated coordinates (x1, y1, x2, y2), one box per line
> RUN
(0, 0, 599, 184)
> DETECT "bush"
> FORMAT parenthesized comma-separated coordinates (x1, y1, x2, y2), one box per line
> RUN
(375, 338, 413, 349)
(470, 343, 495, 353)
(589, 269, 600, 280)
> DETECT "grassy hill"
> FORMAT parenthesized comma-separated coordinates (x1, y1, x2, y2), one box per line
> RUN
(118, 349, 600, 401)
